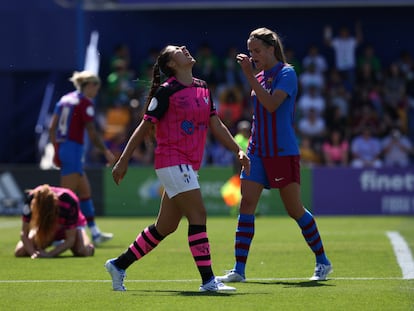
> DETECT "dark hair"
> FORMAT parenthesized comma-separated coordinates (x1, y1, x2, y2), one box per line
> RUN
(249, 27, 287, 63)
(142, 46, 176, 115)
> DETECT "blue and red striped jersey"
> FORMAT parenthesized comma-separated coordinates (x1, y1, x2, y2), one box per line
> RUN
(248, 62, 299, 157)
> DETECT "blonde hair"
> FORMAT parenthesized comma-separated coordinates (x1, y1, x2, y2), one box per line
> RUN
(69, 71, 101, 91)
(249, 27, 287, 63)
(29, 184, 59, 249)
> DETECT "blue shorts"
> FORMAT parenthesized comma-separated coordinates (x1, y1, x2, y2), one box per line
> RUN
(58, 141, 84, 176)
(241, 153, 300, 189)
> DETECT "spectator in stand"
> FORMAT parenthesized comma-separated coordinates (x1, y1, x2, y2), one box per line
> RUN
(350, 126, 382, 168)
(378, 106, 402, 138)
(106, 59, 137, 108)
(109, 43, 132, 73)
(324, 22, 363, 92)
(297, 85, 326, 118)
(194, 42, 222, 85)
(302, 44, 328, 75)
(382, 62, 407, 109)
(357, 44, 382, 80)
(396, 50, 414, 81)
(217, 87, 244, 131)
(285, 47, 302, 75)
(381, 127, 413, 167)
(297, 108, 327, 151)
(354, 62, 383, 119)
(324, 104, 349, 137)
(223, 46, 247, 89)
(355, 62, 381, 97)
(327, 84, 351, 121)
(325, 68, 348, 97)
(138, 47, 161, 80)
(349, 102, 380, 137)
(299, 136, 321, 167)
(322, 129, 349, 166)
(299, 62, 325, 95)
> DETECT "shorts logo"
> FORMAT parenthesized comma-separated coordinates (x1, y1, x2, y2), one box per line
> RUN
(183, 173, 191, 184)
(274, 177, 284, 182)
(181, 120, 195, 135)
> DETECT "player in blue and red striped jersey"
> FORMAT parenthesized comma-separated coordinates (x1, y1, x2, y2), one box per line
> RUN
(49, 71, 116, 245)
(14, 184, 94, 258)
(217, 27, 333, 282)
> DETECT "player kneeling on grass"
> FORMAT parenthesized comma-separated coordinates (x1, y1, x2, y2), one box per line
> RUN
(14, 184, 94, 258)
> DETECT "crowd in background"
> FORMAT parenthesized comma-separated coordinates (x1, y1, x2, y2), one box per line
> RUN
(90, 25, 414, 169)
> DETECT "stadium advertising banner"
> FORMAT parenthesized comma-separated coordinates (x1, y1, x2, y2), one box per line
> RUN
(103, 166, 312, 216)
(313, 167, 414, 215)
(0, 167, 104, 216)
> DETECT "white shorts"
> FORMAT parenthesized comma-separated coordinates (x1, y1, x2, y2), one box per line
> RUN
(155, 164, 200, 198)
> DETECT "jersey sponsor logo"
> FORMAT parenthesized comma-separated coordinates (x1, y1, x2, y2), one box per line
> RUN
(181, 120, 195, 135)
(148, 97, 158, 111)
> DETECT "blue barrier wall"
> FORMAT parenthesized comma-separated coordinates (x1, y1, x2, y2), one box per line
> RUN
(1, 1, 414, 164)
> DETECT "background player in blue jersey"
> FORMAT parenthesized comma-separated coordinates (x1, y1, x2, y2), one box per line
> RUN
(49, 71, 116, 245)
(217, 27, 332, 282)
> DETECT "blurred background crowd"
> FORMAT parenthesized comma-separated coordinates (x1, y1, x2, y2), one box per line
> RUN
(93, 23, 414, 169)
(1, 1, 414, 169)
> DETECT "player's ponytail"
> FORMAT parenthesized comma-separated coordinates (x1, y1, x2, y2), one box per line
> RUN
(142, 46, 175, 115)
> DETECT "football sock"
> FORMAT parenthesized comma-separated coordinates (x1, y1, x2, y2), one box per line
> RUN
(297, 209, 329, 265)
(233, 213, 255, 276)
(79, 198, 97, 230)
(114, 224, 164, 270)
(188, 224, 214, 284)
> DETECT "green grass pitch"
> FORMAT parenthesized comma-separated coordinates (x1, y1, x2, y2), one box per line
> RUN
(0, 215, 413, 310)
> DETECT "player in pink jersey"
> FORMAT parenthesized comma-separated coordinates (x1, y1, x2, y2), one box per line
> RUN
(105, 45, 250, 292)
(49, 71, 116, 245)
(14, 184, 94, 258)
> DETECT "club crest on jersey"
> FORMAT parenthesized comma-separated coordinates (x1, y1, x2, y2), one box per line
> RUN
(203, 96, 209, 105)
(265, 78, 273, 93)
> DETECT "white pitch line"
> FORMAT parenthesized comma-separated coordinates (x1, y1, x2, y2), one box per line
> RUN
(386, 231, 414, 279)
(0, 221, 19, 229)
(0, 277, 407, 284)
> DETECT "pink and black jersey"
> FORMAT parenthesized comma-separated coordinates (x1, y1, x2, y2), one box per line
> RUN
(53, 91, 95, 144)
(144, 77, 217, 170)
(248, 62, 299, 157)
(22, 186, 86, 240)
